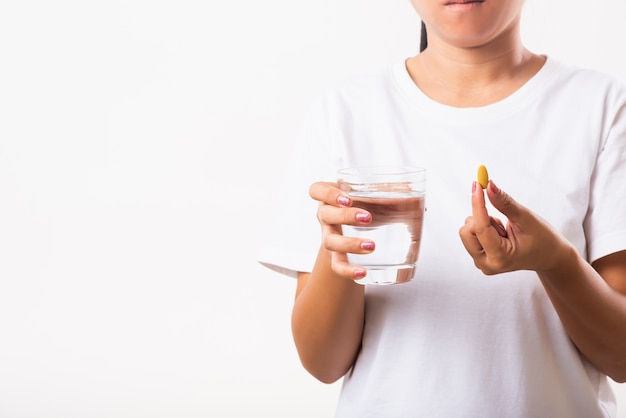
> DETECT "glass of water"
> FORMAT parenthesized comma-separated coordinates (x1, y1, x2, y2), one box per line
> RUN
(337, 166, 426, 285)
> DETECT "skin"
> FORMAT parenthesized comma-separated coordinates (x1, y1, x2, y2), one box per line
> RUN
(461, 181, 626, 383)
(291, 0, 626, 384)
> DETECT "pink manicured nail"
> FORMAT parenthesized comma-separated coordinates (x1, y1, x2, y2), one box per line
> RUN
(472, 181, 477, 193)
(361, 241, 375, 251)
(356, 212, 371, 223)
(337, 195, 351, 206)
(354, 269, 366, 278)
(489, 180, 500, 194)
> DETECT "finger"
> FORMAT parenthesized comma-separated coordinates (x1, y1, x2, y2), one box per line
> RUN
(322, 228, 376, 255)
(471, 181, 505, 252)
(459, 221, 485, 256)
(471, 181, 489, 227)
(490, 217, 508, 238)
(321, 224, 372, 279)
(486, 180, 521, 223)
(317, 203, 372, 226)
(309, 181, 352, 207)
(330, 251, 368, 279)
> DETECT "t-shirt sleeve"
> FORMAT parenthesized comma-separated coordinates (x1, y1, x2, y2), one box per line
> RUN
(257, 93, 342, 278)
(584, 81, 626, 263)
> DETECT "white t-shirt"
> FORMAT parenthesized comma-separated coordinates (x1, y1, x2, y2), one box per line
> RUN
(258, 57, 626, 417)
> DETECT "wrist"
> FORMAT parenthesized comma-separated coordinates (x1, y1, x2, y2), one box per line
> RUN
(536, 243, 582, 281)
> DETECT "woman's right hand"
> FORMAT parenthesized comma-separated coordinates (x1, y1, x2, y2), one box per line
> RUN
(293, 182, 368, 383)
(309, 181, 375, 279)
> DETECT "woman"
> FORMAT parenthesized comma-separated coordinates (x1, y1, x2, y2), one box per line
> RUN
(258, 0, 626, 416)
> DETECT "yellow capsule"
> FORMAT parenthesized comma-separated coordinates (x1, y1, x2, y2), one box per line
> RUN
(477, 165, 489, 189)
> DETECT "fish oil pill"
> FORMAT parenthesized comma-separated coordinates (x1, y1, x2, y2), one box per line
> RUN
(477, 165, 489, 189)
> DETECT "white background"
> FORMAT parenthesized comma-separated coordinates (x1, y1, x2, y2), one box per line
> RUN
(0, 0, 625, 417)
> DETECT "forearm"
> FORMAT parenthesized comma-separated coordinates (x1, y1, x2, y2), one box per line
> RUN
(291, 246, 365, 384)
(537, 247, 626, 382)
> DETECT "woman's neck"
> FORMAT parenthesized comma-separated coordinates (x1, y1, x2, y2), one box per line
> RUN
(406, 38, 545, 107)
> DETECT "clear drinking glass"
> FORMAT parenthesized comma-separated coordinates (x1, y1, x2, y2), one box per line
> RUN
(337, 166, 426, 285)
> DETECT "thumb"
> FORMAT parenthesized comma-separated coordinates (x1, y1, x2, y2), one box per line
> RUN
(486, 180, 523, 222)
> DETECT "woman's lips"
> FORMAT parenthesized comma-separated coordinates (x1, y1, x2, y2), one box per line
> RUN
(444, 0, 485, 10)
(445, 0, 484, 4)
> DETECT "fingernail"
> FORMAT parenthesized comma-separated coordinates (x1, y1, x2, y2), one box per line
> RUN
(472, 181, 477, 193)
(354, 269, 366, 278)
(361, 241, 375, 251)
(337, 195, 351, 206)
(356, 212, 371, 223)
(489, 180, 500, 194)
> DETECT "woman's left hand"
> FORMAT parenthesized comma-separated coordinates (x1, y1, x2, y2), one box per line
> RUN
(459, 180, 576, 275)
